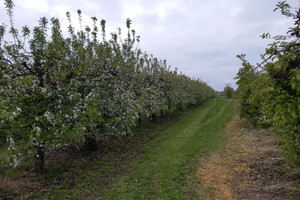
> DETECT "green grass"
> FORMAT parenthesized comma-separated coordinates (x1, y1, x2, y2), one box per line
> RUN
(98, 97, 235, 199)
(0, 143, 11, 179)
(0, 143, 10, 161)
(38, 101, 205, 200)
(3, 97, 235, 199)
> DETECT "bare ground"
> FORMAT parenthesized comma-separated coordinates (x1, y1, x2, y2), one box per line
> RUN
(197, 114, 300, 200)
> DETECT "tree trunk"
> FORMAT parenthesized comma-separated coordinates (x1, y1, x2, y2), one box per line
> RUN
(151, 113, 156, 122)
(138, 113, 142, 125)
(160, 110, 164, 118)
(35, 145, 45, 172)
(85, 136, 98, 151)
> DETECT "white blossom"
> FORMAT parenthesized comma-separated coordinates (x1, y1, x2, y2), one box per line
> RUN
(3, 74, 11, 80)
(7, 137, 15, 151)
(35, 127, 41, 132)
(41, 87, 47, 94)
(44, 111, 54, 123)
(9, 155, 20, 168)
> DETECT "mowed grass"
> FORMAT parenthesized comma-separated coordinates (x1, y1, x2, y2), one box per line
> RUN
(98, 97, 235, 199)
(0, 97, 235, 199)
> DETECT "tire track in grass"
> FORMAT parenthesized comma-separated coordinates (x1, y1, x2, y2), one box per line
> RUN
(98, 97, 235, 200)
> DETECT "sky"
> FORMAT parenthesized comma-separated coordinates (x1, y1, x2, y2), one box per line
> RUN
(0, 0, 297, 91)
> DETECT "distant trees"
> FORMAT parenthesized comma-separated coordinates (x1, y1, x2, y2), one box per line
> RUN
(223, 84, 234, 99)
(236, 1, 300, 165)
(0, 0, 215, 171)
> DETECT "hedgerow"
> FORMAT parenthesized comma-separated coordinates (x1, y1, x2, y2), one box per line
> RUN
(236, 1, 300, 165)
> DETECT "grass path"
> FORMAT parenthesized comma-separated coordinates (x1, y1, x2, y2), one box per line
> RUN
(98, 97, 235, 199)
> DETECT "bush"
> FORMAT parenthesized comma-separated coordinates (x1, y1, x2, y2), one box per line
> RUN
(235, 1, 300, 165)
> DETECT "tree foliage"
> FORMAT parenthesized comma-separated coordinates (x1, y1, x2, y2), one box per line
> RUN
(236, 1, 300, 165)
(0, 1, 215, 170)
(223, 84, 234, 99)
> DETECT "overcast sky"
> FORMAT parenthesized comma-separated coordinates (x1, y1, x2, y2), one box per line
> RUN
(0, 0, 297, 91)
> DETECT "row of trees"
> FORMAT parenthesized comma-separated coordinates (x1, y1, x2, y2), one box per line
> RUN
(0, 0, 215, 170)
(236, 1, 300, 165)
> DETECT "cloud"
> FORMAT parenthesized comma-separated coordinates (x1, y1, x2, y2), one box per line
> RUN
(20, 0, 49, 12)
(0, 0, 296, 91)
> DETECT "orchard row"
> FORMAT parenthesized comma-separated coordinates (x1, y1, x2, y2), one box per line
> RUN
(0, 1, 215, 170)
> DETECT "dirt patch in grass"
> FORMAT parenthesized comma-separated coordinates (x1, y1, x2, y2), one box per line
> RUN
(197, 114, 300, 200)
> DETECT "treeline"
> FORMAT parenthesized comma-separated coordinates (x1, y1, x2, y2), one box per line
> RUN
(222, 84, 235, 99)
(0, 1, 215, 170)
(236, 2, 300, 164)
